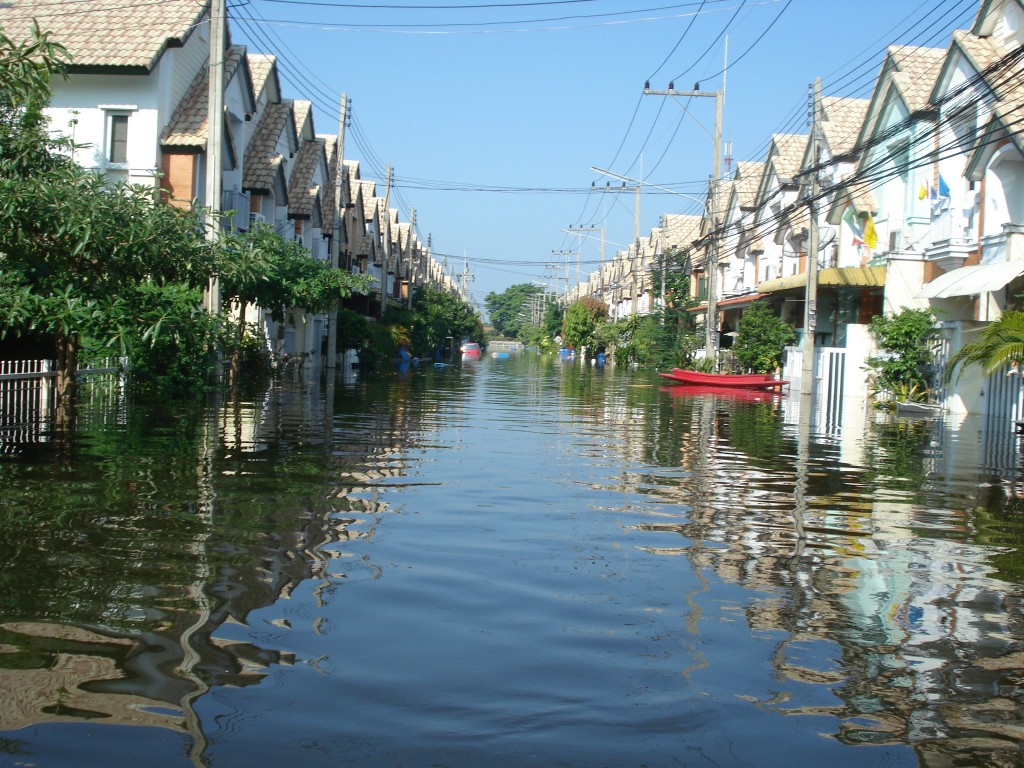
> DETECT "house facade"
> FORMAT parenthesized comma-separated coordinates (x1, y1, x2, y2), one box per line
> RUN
(564, 0, 1024, 418)
(2, 0, 452, 367)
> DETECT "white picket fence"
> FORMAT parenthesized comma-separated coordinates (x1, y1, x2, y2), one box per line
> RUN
(0, 357, 128, 453)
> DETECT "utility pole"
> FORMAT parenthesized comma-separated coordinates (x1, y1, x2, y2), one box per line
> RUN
(801, 79, 822, 397)
(593, 182, 640, 313)
(327, 92, 349, 370)
(644, 82, 722, 360)
(203, 0, 225, 316)
(567, 225, 605, 296)
(406, 208, 416, 309)
(380, 164, 392, 317)
(551, 249, 575, 300)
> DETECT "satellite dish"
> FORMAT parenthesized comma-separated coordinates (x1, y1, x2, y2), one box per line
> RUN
(818, 225, 836, 252)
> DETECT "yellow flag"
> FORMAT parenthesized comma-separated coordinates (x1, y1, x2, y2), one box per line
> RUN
(864, 213, 879, 249)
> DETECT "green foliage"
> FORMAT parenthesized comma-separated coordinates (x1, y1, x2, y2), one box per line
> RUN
(945, 310, 1024, 381)
(543, 301, 563, 341)
(122, 283, 218, 395)
(561, 298, 607, 350)
(866, 307, 938, 402)
(335, 307, 372, 352)
(733, 302, 796, 373)
(647, 247, 692, 303)
(217, 222, 369, 322)
(687, 355, 716, 373)
(0, 25, 372, 392)
(484, 283, 543, 339)
(411, 284, 482, 354)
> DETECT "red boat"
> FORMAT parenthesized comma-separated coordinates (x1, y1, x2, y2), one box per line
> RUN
(657, 368, 789, 390)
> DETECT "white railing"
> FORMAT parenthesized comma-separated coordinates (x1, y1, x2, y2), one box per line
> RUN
(1, 357, 129, 453)
(0, 360, 54, 454)
(0, 359, 54, 380)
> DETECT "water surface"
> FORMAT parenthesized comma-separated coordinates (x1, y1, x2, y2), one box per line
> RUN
(2, 353, 1024, 767)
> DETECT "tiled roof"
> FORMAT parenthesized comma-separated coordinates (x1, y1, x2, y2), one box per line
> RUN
(320, 137, 338, 230)
(889, 45, 946, 112)
(820, 97, 869, 157)
(954, 29, 1010, 75)
(288, 137, 325, 219)
(243, 101, 293, 193)
(247, 54, 277, 102)
(734, 161, 764, 208)
(770, 133, 807, 183)
(292, 100, 313, 138)
(361, 182, 378, 221)
(0, 0, 206, 70)
(662, 214, 704, 250)
(162, 45, 247, 149)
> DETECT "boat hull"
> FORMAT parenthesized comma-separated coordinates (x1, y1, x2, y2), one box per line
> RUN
(658, 369, 789, 390)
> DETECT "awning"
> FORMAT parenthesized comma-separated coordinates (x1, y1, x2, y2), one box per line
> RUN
(756, 272, 807, 293)
(686, 294, 763, 313)
(756, 265, 886, 294)
(916, 260, 1024, 299)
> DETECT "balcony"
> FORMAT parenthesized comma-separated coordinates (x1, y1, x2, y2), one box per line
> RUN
(924, 207, 975, 271)
(221, 189, 251, 232)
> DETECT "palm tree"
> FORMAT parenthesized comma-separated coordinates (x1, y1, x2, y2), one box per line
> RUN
(946, 310, 1024, 381)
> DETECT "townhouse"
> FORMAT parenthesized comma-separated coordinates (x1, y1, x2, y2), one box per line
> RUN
(571, 0, 1024, 418)
(1, 0, 451, 364)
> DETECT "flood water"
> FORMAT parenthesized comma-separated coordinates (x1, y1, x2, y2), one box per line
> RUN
(3, 352, 1024, 767)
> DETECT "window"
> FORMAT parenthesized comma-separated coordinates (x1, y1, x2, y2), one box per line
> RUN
(109, 114, 128, 164)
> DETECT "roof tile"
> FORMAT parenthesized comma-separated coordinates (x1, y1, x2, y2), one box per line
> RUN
(1, 0, 206, 70)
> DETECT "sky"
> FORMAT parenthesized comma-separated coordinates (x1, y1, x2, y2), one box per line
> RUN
(228, 0, 981, 311)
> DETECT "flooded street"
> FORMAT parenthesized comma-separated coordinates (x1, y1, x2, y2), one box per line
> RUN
(3, 353, 1024, 767)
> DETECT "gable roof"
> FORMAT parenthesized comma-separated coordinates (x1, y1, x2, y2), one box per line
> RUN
(292, 100, 314, 139)
(162, 45, 253, 150)
(0, 0, 208, 71)
(734, 161, 765, 208)
(819, 97, 870, 157)
(768, 133, 807, 184)
(247, 53, 279, 103)
(890, 46, 947, 112)
(661, 214, 704, 251)
(858, 45, 945, 148)
(288, 137, 326, 220)
(320, 136, 339, 231)
(243, 100, 295, 194)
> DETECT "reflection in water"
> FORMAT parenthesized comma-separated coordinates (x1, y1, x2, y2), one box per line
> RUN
(1, 356, 1024, 766)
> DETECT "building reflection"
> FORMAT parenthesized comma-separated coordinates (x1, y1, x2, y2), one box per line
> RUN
(614, 375, 1024, 765)
(0, 366, 451, 763)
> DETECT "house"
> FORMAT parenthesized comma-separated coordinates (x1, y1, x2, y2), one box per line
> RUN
(915, 0, 1024, 414)
(3, 0, 216, 192)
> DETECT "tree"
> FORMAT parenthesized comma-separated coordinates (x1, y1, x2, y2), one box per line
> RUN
(561, 297, 607, 351)
(733, 301, 796, 373)
(484, 283, 543, 339)
(0, 22, 228, 397)
(411, 284, 483, 355)
(214, 221, 371, 381)
(946, 310, 1024, 381)
(866, 307, 938, 403)
(648, 246, 692, 305)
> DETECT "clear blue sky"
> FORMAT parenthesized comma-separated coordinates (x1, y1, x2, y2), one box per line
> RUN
(230, 0, 979, 310)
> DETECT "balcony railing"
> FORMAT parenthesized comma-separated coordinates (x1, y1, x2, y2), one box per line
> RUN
(221, 189, 251, 232)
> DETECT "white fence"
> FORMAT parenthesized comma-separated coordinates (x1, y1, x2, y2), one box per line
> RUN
(0, 360, 54, 454)
(0, 357, 128, 453)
